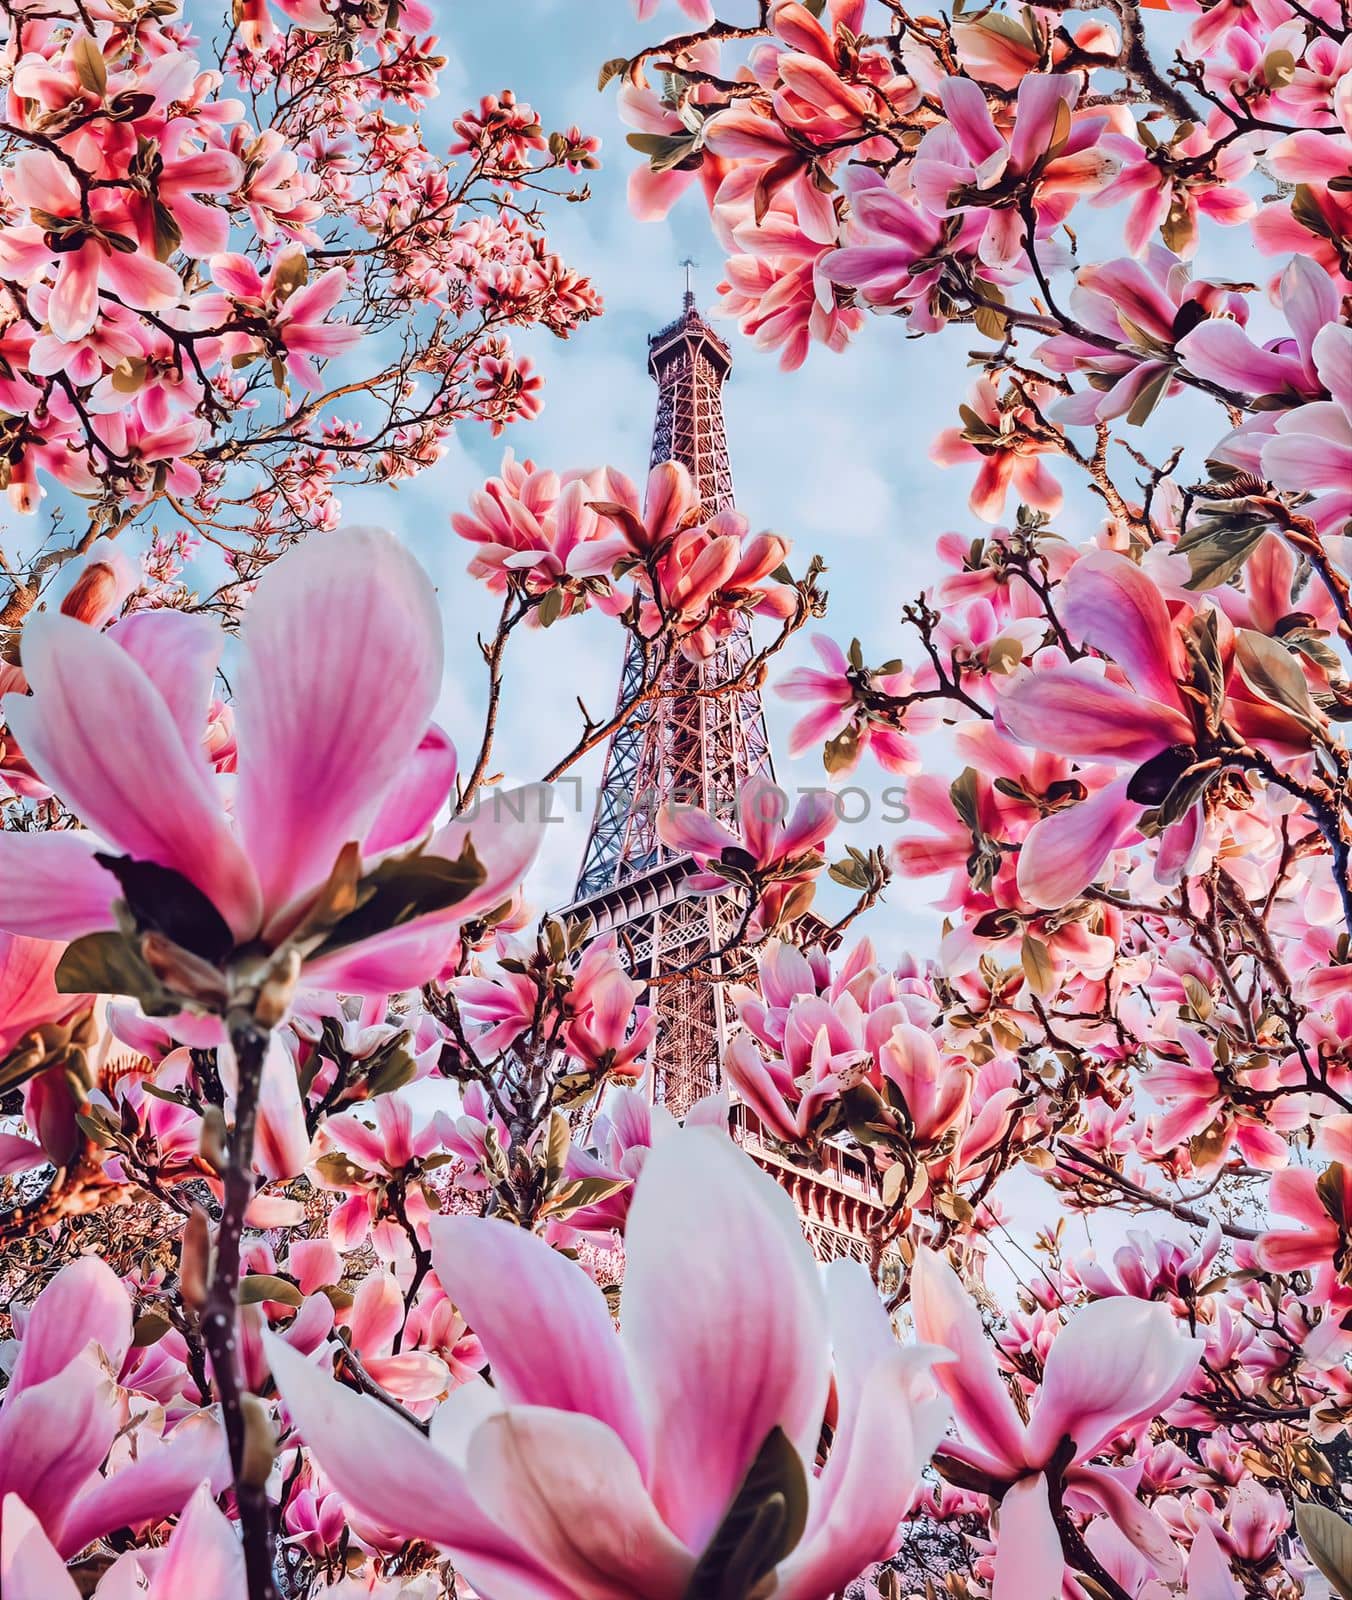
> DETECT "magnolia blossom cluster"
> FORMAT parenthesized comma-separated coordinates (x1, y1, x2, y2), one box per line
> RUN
(454, 453, 797, 658)
(0, 3, 1349, 1600)
(0, 0, 599, 619)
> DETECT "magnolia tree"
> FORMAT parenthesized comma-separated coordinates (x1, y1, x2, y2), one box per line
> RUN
(0, 0, 1350, 1598)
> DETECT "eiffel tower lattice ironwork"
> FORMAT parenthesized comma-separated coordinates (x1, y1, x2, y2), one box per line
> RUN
(558, 287, 885, 1264)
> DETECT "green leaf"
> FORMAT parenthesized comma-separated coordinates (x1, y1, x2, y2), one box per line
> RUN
(313, 842, 486, 957)
(544, 1110, 571, 1188)
(1234, 629, 1320, 729)
(55, 931, 175, 1011)
(1176, 521, 1266, 591)
(949, 767, 982, 834)
(683, 1426, 809, 1599)
(1020, 933, 1055, 999)
(822, 724, 859, 776)
(238, 1274, 303, 1308)
(540, 1175, 630, 1219)
(1124, 365, 1174, 428)
(1290, 185, 1332, 241)
(71, 32, 108, 96)
(132, 1309, 173, 1347)
(625, 131, 700, 175)
(1295, 1500, 1352, 1600)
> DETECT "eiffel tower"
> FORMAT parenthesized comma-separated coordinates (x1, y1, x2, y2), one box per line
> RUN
(559, 280, 885, 1263)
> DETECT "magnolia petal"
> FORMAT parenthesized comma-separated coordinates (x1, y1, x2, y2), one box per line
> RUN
(429, 1214, 647, 1469)
(466, 1408, 694, 1599)
(1025, 1297, 1204, 1465)
(992, 1474, 1063, 1600)
(0, 1495, 80, 1600)
(1016, 779, 1142, 909)
(265, 1333, 556, 1592)
(8, 1254, 131, 1395)
(57, 1411, 230, 1558)
(910, 1248, 1027, 1475)
(234, 527, 443, 934)
(621, 1128, 831, 1551)
(146, 1482, 244, 1600)
(5, 616, 258, 937)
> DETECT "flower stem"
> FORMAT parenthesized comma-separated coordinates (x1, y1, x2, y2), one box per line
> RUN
(204, 1014, 279, 1600)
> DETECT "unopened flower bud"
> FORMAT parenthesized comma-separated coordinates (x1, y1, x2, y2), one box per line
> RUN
(239, 1393, 277, 1488)
(199, 1105, 229, 1174)
(254, 946, 302, 1029)
(180, 1205, 212, 1314)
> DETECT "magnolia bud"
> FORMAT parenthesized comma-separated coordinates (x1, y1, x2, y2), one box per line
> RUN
(239, 1393, 277, 1489)
(180, 1205, 212, 1314)
(199, 1105, 229, 1174)
(60, 561, 121, 626)
(253, 946, 302, 1029)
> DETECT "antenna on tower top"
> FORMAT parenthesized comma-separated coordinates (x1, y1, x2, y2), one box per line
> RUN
(680, 256, 698, 310)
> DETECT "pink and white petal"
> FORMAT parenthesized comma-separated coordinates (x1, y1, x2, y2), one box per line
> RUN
(5, 616, 258, 938)
(365, 724, 458, 855)
(264, 1333, 558, 1592)
(0, 831, 120, 942)
(8, 1254, 131, 1395)
(1061, 551, 1186, 709)
(299, 920, 461, 997)
(1066, 1464, 1184, 1583)
(428, 1214, 647, 1468)
(146, 1482, 243, 1600)
(776, 1264, 950, 1599)
(909, 1248, 1027, 1474)
(1016, 779, 1142, 909)
(234, 527, 443, 935)
(991, 1474, 1063, 1600)
(1186, 1519, 1243, 1600)
(621, 1127, 831, 1552)
(0, 1363, 121, 1541)
(348, 1271, 405, 1360)
(1025, 1297, 1203, 1465)
(0, 1495, 80, 1600)
(56, 1411, 230, 1558)
(998, 665, 1191, 764)
(106, 612, 222, 756)
(466, 1408, 694, 1600)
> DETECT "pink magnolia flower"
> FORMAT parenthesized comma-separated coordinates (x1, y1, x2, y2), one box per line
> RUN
(912, 1248, 1204, 1596)
(313, 1090, 443, 1256)
(1176, 254, 1330, 410)
(777, 634, 938, 775)
(269, 1127, 952, 1599)
(0, 1256, 227, 1561)
(0, 526, 549, 1000)
(657, 772, 837, 934)
(562, 938, 657, 1078)
(452, 451, 630, 613)
(2, 1481, 241, 1600)
(1259, 321, 1352, 536)
(821, 167, 985, 334)
(1095, 120, 1258, 259)
(1256, 1160, 1351, 1287)
(1041, 247, 1249, 425)
(931, 377, 1064, 523)
(205, 247, 363, 390)
(0, 149, 184, 342)
(911, 74, 1114, 271)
